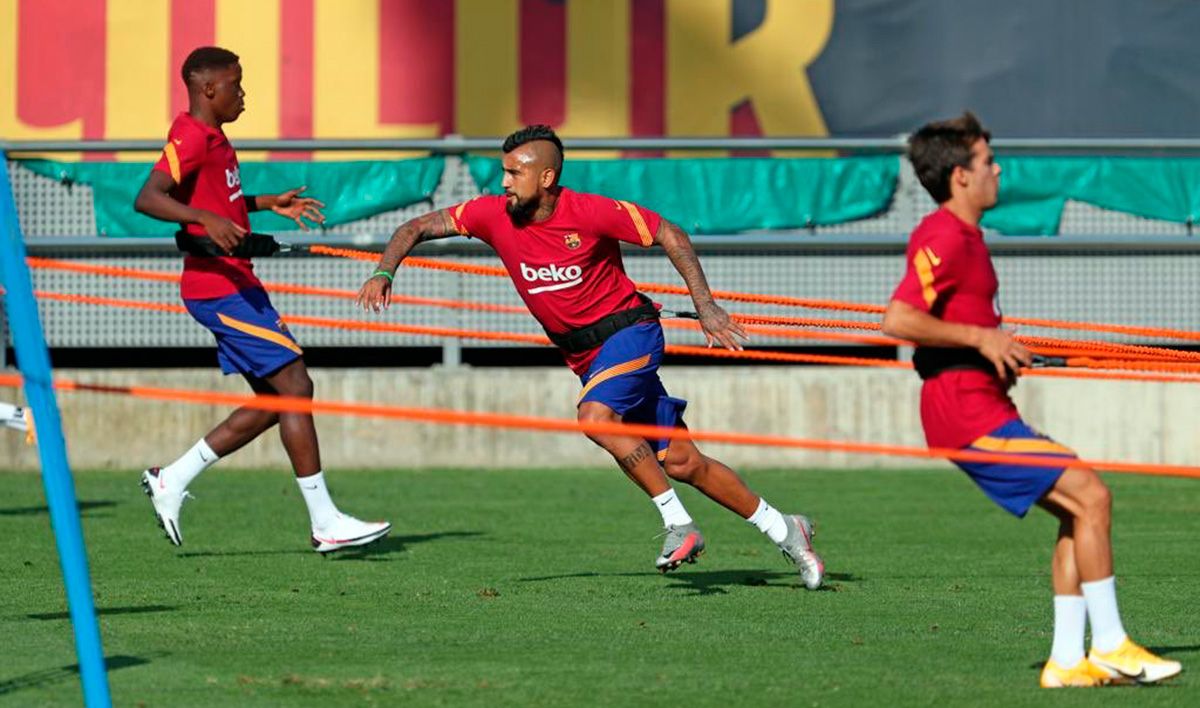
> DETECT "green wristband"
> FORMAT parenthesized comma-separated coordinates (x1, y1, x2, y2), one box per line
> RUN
(371, 270, 394, 282)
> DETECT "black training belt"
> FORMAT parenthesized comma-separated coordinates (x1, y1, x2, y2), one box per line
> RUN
(175, 231, 284, 258)
(912, 346, 999, 380)
(546, 294, 660, 353)
(913, 347, 1066, 378)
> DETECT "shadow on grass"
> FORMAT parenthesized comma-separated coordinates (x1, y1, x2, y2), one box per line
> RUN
(26, 605, 176, 621)
(519, 569, 861, 596)
(327, 531, 485, 562)
(177, 549, 311, 559)
(0, 654, 153, 696)
(177, 530, 484, 561)
(1149, 644, 1200, 656)
(0, 500, 118, 517)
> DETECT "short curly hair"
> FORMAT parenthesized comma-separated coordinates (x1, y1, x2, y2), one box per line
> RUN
(181, 46, 239, 86)
(908, 111, 991, 204)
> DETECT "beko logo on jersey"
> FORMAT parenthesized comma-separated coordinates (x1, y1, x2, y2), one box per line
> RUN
(226, 167, 244, 202)
(520, 262, 583, 294)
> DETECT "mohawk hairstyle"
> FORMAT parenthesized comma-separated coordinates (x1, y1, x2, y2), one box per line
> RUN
(908, 111, 991, 204)
(181, 46, 240, 86)
(502, 124, 564, 157)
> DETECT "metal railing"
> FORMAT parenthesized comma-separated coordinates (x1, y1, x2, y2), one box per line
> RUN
(7, 136, 1200, 365)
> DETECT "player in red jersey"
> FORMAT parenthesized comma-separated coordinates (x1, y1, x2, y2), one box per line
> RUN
(357, 125, 823, 587)
(133, 46, 389, 553)
(882, 112, 1180, 686)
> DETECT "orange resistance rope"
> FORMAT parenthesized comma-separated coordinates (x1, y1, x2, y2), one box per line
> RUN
(24, 256, 1200, 375)
(310, 245, 888, 314)
(27, 256, 1200, 362)
(32, 253, 1200, 352)
(308, 245, 1200, 342)
(2, 371, 1198, 480)
(31, 289, 1200, 384)
(28, 255, 1200, 367)
(738, 314, 1200, 364)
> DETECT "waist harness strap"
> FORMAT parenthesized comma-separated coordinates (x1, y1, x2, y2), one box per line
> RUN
(912, 346, 998, 380)
(175, 231, 282, 258)
(547, 295, 660, 353)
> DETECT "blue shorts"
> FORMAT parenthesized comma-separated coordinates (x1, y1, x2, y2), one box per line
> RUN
(954, 418, 1076, 518)
(578, 321, 687, 461)
(184, 288, 302, 379)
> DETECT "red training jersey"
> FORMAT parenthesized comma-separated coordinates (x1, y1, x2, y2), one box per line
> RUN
(891, 207, 1019, 449)
(151, 112, 261, 299)
(447, 188, 662, 374)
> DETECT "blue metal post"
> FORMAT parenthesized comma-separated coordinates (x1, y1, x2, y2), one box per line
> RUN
(0, 164, 111, 706)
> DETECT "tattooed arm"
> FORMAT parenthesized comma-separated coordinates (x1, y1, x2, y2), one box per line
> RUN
(357, 210, 459, 312)
(653, 220, 747, 350)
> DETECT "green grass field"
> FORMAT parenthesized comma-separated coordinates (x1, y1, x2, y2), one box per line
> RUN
(0, 466, 1195, 706)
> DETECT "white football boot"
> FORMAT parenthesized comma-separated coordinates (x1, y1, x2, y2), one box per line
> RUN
(311, 513, 392, 554)
(140, 467, 191, 546)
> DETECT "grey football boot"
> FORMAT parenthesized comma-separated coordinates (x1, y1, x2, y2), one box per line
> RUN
(655, 522, 705, 572)
(778, 514, 824, 589)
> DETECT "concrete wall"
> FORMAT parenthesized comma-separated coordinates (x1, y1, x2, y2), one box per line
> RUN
(2, 367, 1196, 472)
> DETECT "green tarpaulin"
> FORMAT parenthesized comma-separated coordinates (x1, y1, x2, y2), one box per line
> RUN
(465, 155, 899, 234)
(984, 156, 1200, 235)
(19, 154, 1200, 237)
(19, 158, 445, 236)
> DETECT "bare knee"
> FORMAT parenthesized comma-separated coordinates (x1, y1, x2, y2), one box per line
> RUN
(1073, 468, 1112, 522)
(577, 402, 620, 444)
(270, 362, 314, 399)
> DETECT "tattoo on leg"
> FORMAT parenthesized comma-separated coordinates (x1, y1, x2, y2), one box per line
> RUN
(618, 443, 654, 472)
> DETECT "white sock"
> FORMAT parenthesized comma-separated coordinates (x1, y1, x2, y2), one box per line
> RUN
(297, 472, 340, 529)
(651, 488, 693, 527)
(162, 438, 219, 491)
(747, 498, 789, 544)
(1081, 576, 1128, 653)
(1050, 595, 1087, 667)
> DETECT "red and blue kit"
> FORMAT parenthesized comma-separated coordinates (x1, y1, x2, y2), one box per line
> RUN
(892, 207, 1074, 516)
(448, 188, 661, 375)
(152, 113, 299, 378)
(448, 189, 685, 456)
(152, 112, 261, 299)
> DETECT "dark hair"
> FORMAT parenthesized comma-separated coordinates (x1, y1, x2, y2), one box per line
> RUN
(503, 124, 565, 184)
(908, 111, 991, 203)
(181, 46, 240, 85)
(503, 124, 563, 156)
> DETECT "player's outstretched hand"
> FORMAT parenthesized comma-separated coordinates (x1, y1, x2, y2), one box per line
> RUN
(697, 302, 748, 351)
(271, 186, 326, 230)
(976, 327, 1031, 383)
(357, 273, 393, 313)
(198, 212, 248, 254)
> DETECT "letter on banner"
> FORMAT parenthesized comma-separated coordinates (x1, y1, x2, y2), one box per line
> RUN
(456, 0, 521, 138)
(0, 0, 84, 152)
(105, 0, 170, 160)
(554, 1, 630, 156)
(314, 0, 437, 159)
(216, 0, 281, 160)
(666, 0, 833, 155)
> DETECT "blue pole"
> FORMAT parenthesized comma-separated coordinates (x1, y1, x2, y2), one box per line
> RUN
(0, 166, 111, 706)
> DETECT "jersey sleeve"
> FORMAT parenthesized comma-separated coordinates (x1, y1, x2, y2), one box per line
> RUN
(151, 125, 207, 185)
(445, 197, 497, 244)
(890, 232, 962, 313)
(588, 195, 662, 248)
